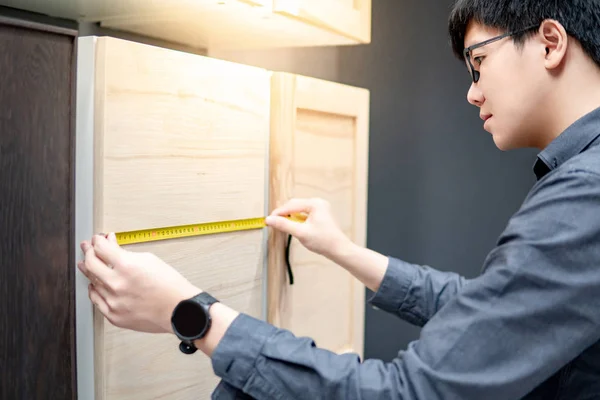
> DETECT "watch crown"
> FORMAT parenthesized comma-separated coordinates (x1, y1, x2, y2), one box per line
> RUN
(179, 341, 197, 355)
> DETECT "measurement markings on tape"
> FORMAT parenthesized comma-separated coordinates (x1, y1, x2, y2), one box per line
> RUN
(115, 214, 306, 245)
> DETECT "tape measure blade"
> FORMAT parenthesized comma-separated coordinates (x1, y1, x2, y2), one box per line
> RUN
(114, 216, 268, 246)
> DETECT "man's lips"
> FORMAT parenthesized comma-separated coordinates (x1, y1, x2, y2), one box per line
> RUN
(480, 114, 492, 121)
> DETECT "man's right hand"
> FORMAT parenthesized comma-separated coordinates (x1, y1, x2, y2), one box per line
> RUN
(265, 198, 352, 260)
(265, 197, 389, 293)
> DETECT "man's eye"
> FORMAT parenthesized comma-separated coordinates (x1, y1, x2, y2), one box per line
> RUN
(474, 56, 485, 65)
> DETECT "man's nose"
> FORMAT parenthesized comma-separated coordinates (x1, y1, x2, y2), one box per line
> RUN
(467, 82, 484, 107)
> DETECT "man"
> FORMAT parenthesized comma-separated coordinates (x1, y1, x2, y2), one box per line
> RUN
(78, 0, 600, 398)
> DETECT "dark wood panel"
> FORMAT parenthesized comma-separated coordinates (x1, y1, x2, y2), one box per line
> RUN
(0, 16, 77, 399)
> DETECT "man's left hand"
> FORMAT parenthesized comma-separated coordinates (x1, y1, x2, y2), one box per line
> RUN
(77, 233, 201, 334)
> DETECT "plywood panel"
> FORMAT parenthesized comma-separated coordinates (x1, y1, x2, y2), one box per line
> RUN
(1, 0, 370, 49)
(0, 16, 77, 400)
(94, 36, 269, 232)
(97, 0, 360, 50)
(268, 73, 369, 357)
(82, 36, 270, 399)
(101, 232, 263, 400)
(273, 0, 371, 44)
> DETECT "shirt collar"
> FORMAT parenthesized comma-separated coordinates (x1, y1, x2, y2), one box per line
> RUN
(533, 106, 600, 180)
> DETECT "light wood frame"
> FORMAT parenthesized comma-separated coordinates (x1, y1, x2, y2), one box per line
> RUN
(268, 72, 369, 357)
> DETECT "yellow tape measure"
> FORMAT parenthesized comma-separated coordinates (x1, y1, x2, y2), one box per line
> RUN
(115, 213, 307, 245)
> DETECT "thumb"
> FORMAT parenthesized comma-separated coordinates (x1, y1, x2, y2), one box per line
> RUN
(265, 215, 304, 237)
(108, 232, 118, 244)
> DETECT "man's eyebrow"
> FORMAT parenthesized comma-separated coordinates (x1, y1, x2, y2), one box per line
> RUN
(465, 33, 496, 49)
(464, 37, 482, 49)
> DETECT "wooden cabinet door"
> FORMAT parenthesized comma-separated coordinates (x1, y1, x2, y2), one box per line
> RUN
(273, 0, 371, 44)
(268, 72, 369, 358)
(77, 36, 271, 400)
(0, 15, 77, 400)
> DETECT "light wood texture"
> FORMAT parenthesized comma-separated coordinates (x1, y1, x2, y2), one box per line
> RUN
(83, 36, 270, 399)
(273, 0, 371, 44)
(100, 234, 264, 400)
(93, 36, 269, 232)
(0, 0, 371, 50)
(268, 72, 369, 358)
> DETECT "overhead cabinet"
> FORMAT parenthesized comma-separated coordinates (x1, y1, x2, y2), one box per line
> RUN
(77, 36, 369, 398)
(0, 0, 371, 49)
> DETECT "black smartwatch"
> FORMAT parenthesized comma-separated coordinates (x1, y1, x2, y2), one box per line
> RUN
(171, 291, 219, 355)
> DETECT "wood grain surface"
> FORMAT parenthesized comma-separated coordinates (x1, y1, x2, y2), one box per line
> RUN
(96, 0, 362, 50)
(0, 16, 77, 400)
(84, 36, 270, 399)
(268, 72, 369, 358)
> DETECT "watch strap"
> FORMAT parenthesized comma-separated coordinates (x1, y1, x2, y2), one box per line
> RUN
(193, 291, 219, 308)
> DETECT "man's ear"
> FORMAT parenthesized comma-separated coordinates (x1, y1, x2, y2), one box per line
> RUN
(540, 19, 568, 70)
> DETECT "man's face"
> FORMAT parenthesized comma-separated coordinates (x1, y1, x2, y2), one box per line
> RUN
(463, 22, 549, 150)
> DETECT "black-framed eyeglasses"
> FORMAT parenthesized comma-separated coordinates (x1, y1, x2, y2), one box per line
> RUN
(463, 24, 539, 83)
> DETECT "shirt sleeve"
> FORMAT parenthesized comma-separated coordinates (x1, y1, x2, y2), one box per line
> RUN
(210, 168, 600, 400)
(369, 256, 470, 326)
(211, 380, 256, 400)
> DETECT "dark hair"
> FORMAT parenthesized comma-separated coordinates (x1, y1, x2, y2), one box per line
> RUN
(448, 0, 600, 67)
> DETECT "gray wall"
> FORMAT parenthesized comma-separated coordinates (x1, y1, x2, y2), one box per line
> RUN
(1, 0, 539, 363)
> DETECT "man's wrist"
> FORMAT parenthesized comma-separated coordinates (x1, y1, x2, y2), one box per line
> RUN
(165, 285, 203, 334)
(327, 238, 360, 266)
(193, 302, 239, 357)
(170, 289, 239, 357)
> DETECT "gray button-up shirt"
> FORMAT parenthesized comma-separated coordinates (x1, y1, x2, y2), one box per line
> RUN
(208, 107, 600, 399)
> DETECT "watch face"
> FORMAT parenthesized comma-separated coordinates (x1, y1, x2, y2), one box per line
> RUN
(173, 300, 207, 338)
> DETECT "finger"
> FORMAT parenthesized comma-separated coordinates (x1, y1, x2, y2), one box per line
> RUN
(270, 198, 314, 217)
(92, 280, 112, 300)
(80, 240, 91, 254)
(77, 260, 93, 281)
(92, 234, 124, 269)
(83, 244, 117, 284)
(107, 232, 118, 244)
(89, 284, 111, 319)
(77, 260, 103, 286)
(265, 215, 306, 237)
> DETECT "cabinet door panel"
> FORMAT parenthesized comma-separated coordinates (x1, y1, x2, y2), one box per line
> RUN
(101, 233, 264, 400)
(95, 36, 269, 232)
(0, 16, 77, 400)
(78, 36, 270, 399)
(269, 73, 369, 357)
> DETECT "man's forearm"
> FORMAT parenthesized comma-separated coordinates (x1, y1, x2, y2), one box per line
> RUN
(328, 240, 469, 326)
(326, 240, 389, 292)
(191, 242, 389, 355)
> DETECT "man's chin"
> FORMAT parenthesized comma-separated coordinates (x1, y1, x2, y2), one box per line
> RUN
(492, 134, 522, 151)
